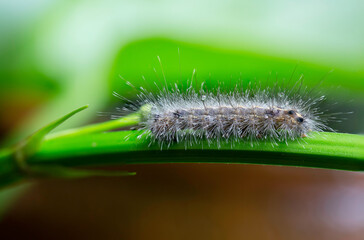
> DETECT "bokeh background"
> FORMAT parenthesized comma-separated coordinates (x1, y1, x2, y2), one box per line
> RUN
(0, 0, 364, 239)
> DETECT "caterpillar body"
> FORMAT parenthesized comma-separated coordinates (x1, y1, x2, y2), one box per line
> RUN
(115, 77, 331, 148)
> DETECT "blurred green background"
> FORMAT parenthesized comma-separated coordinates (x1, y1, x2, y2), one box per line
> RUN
(0, 0, 364, 239)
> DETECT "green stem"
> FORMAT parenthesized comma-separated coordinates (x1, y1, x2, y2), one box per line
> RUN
(0, 106, 141, 188)
(0, 104, 363, 189)
(46, 112, 140, 140)
(32, 131, 364, 171)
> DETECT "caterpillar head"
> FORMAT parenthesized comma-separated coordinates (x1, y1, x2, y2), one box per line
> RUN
(286, 109, 305, 124)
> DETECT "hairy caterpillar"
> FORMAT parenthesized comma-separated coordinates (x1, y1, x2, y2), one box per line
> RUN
(113, 71, 333, 148)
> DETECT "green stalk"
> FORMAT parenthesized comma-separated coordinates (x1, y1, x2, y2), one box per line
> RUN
(46, 112, 140, 140)
(0, 105, 363, 189)
(32, 131, 364, 171)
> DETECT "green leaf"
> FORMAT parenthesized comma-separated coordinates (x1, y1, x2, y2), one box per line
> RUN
(31, 130, 364, 171)
(13, 105, 89, 171)
(28, 166, 135, 179)
(0, 105, 136, 189)
(0, 106, 89, 189)
(1, 105, 364, 189)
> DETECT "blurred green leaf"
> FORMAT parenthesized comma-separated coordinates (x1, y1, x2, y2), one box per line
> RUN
(110, 38, 364, 99)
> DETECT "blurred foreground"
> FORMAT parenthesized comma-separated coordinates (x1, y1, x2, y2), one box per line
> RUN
(1, 164, 364, 240)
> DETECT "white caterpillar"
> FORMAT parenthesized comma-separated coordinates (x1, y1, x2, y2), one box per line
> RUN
(114, 76, 332, 148)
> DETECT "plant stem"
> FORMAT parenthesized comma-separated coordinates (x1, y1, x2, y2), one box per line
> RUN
(45, 112, 140, 140)
(1, 105, 363, 189)
(32, 131, 364, 171)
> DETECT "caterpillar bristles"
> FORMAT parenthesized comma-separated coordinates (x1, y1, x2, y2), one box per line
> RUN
(113, 72, 336, 149)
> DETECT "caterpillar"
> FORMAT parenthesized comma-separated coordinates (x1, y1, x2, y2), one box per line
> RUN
(113, 73, 333, 148)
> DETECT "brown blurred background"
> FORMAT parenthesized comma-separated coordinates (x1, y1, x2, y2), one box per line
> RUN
(2, 165, 364, 240)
